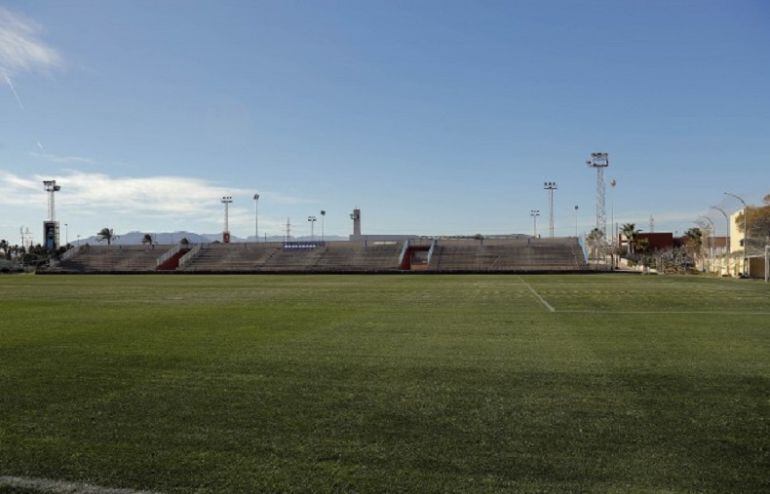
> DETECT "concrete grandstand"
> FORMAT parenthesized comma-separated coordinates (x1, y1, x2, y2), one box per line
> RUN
(45, 237, 590, 274)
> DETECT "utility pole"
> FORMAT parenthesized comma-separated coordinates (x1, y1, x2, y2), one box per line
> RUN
(544, 182, 557, 238)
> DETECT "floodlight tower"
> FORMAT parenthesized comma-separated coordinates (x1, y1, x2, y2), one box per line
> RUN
(221, 195, 233, 243)
(42, 180, 61, 250)
(544, 181, 557, 238)
(609, 178, 617, 245)
(586, 152, 609, 237)
(530, 209, 540, 237)
(320, 210, 326, 241)
(307, 216, 317, 240)
(253, 193, 260, 242)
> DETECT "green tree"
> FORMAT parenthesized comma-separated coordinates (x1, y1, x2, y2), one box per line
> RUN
(683, 227, 703, 261)
(735, 194, 770, 255)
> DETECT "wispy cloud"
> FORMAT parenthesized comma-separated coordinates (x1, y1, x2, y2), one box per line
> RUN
(0, 7, 62, 76)
(0, 6, 61, 110)
(29, 151, 96, 165)
(3, 72, 23, 109)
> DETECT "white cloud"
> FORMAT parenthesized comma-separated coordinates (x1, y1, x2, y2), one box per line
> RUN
(0, 7, 61, 76)
(0, 169, 312, 237)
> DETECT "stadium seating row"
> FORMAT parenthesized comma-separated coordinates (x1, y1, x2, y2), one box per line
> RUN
(48, 238, 587, 273)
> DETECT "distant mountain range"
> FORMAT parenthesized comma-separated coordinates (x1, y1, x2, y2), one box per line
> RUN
(72, 231, 348, 246)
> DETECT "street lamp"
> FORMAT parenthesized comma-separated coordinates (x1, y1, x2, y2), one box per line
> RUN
(253, 193, 260, 242)
(307, 216, 317, 240)
(725, 192, 749, 277)
(530, 209, 540, 238)
(64, 223, 69, 246)
(320, 210, 326, 242)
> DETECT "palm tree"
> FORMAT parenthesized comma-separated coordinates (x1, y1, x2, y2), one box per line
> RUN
(620, 223, 640, 254)
(97, 228, 115, 246)
(586, 228, 605, 259)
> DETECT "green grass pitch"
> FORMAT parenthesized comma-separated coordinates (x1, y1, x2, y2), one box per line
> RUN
(1, 274, 769, 493)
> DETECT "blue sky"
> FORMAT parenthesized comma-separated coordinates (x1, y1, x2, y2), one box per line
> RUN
(1, 0, 769, 243)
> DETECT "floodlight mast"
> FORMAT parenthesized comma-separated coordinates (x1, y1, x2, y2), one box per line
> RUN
(307, 216, 317, 240)
(42, 180, 62, 251)
(43, 180, 61, 221)
(530, 209, 540, 237)
(320, 210, 326, 241)
(253, 193, 260, 242)
(221, 195, 233, 243)
(544, 182, 557, 238)
(586, 153, 609, 237)
(574, 205, 579, 237)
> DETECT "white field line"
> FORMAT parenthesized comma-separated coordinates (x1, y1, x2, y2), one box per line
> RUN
(0, 476, 161, 494)
(556, 310, 770, 316)
(519, 278, 555, 312)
